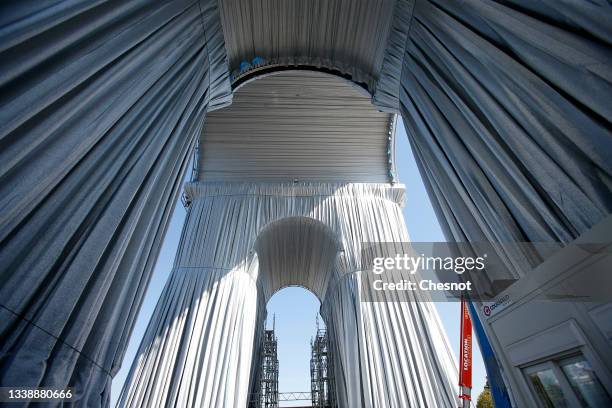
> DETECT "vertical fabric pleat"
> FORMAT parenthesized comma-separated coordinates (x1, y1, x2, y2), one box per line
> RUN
(119, 182, 458, 407)
(0, 1, 231, 406)
(323, 273, 457, 408)
(3, 0, 610, 406)
(373, 0, 612, 276)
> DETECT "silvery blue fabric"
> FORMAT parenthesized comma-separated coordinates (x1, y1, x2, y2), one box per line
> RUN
(0, 1, 231, 405)
(118, 182, 458, 407)
(374, 0, 612, 271)
(0, 0, 610, 406)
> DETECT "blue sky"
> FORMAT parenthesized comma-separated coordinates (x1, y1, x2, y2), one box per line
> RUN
(111, 120, 486, 407)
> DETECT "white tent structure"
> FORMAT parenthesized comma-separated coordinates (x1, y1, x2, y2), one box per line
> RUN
(0, 0, 610, 407)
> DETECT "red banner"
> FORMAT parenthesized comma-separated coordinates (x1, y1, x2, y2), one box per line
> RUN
(459, 296, 472, 390)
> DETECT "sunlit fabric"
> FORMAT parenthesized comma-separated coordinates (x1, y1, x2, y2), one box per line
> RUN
(200, 71, 394, 183)
(0, 0, 610, 406)
(118, 182, 458, 407)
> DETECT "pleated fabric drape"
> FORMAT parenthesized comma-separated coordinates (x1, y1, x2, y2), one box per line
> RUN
(323, 274, 458, 407)
(0, 1, 231, 405)
(119, 182, 458, 407)
(375, 0, 612, 276)
(4, 0, 609, 406)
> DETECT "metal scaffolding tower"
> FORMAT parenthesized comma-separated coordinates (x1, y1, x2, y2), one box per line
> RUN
(310, 319, 335, 408)
(259, 317, 279, 408)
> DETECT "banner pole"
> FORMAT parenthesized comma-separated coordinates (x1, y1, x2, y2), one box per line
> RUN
(459, 293, 473, 408)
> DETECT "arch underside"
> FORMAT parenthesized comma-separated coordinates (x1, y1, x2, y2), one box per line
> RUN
(199, 70, 396, 183)
(219, 0, 396, 93)
(254, 216, 340, 302)
(0, 0, 610, 407)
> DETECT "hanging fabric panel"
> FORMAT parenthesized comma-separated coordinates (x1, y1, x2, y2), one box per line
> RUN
(374, 0, 612, 273)
(0, 1, 231, 406)
(119, 182, 459, 407)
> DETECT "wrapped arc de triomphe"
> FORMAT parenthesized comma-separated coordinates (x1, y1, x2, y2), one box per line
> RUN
(0, 1, 610, 407)
(117, 71, 460, 407)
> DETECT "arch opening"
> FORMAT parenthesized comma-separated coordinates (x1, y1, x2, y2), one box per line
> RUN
(253, 216, 342, 303)
(250, 216, 341, 407)
(251, 286, 335, 408)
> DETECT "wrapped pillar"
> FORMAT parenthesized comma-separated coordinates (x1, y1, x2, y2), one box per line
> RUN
(120, 182, 459, 407)
(0, 1, 231, 405)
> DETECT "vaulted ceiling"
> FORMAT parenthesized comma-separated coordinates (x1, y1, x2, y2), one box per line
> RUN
(218, 0, 397, 93)
(199, 71, 396, 183)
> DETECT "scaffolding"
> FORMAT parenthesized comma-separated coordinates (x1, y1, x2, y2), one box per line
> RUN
(310, 319, 335, 408)
(258, 317, 279, 408)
